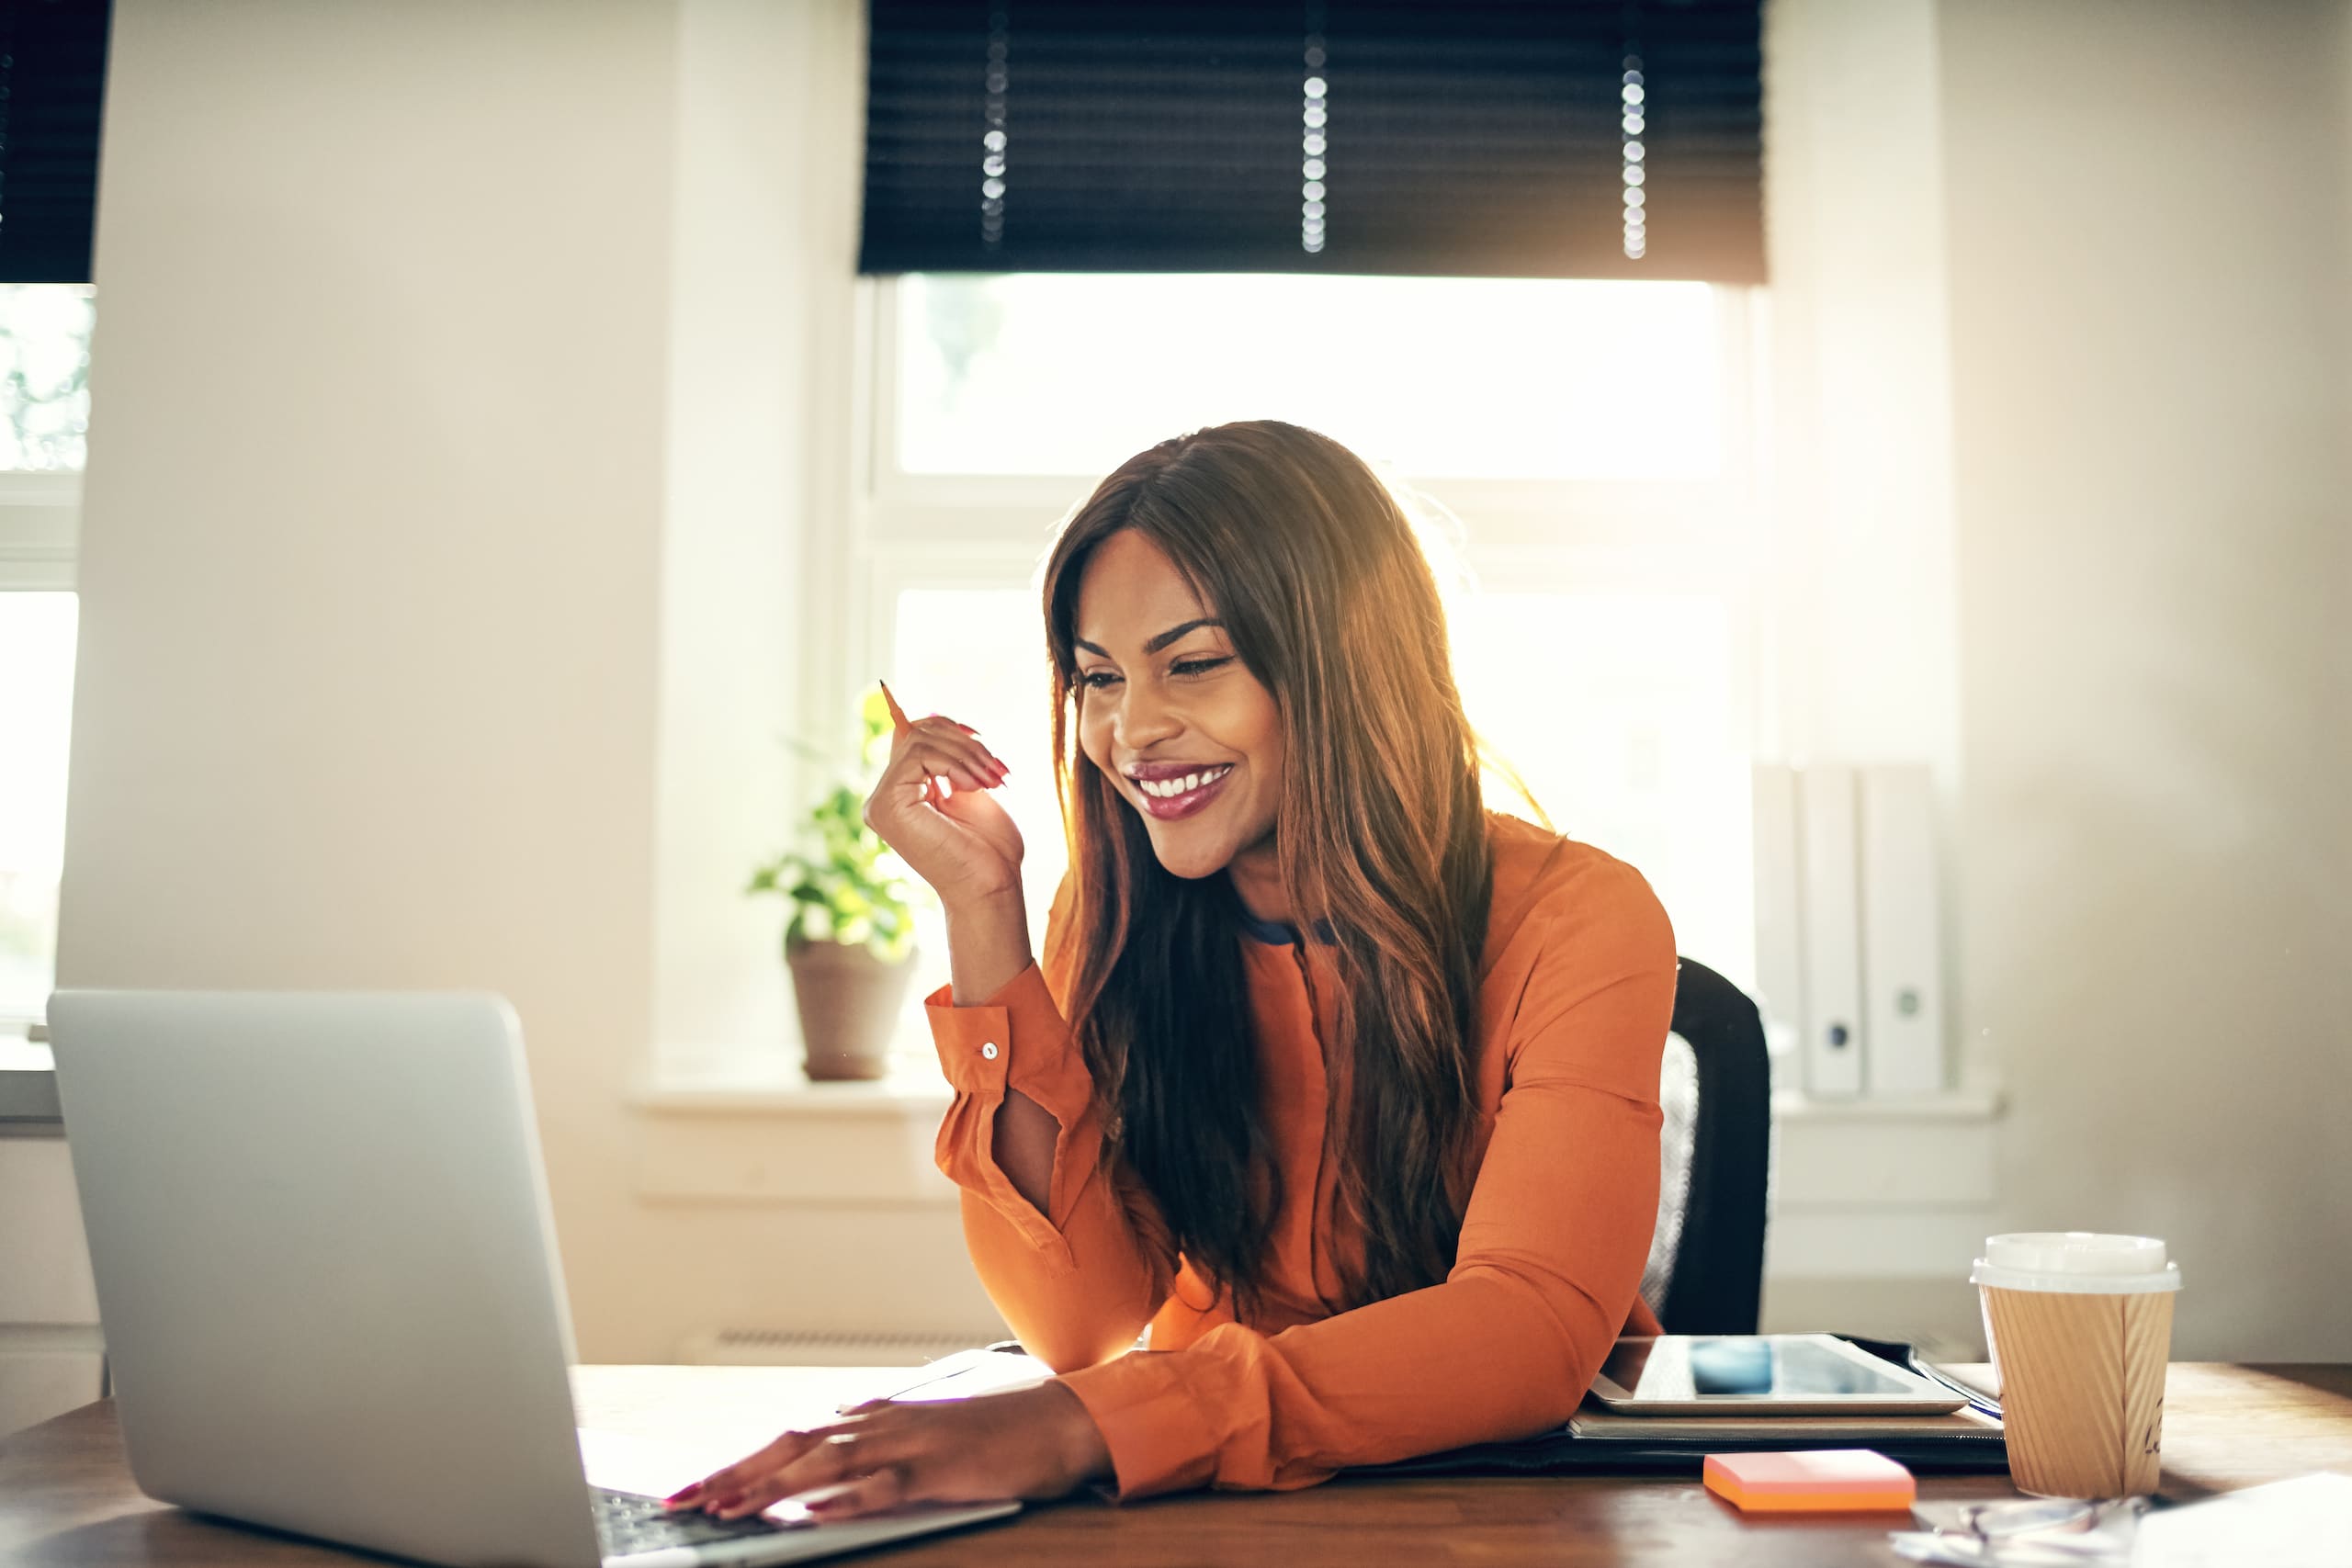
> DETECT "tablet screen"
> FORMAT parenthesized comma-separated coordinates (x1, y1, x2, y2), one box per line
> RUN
(1596, 1336, 1926, 1402)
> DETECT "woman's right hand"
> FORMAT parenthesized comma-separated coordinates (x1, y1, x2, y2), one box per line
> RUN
(863, 711, 1024, 910)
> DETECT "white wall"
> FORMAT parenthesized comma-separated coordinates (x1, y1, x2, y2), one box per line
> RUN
(62, 0, 1001, 1362)
(62, 0, 671, 1359)
(1939, 0, 2352, 1358)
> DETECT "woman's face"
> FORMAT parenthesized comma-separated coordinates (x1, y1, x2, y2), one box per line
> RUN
(1073, 529, 1284, 886)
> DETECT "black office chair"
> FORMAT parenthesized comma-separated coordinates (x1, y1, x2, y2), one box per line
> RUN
(1638, 957, 1771, 1334)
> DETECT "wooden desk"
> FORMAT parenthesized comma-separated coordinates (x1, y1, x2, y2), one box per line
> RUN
(4, 1364, 2347, 1566)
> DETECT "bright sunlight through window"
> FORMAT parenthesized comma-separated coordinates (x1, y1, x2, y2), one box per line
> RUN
(0, 285, 96, 471)
(896, 274, 1725, 481)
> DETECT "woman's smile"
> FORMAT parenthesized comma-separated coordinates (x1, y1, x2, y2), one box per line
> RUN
(1125, 761, 1237, 819)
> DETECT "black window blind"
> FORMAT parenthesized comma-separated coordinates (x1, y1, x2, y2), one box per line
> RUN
(861, 0, 1762, 281)
(0, 0, 111, 286)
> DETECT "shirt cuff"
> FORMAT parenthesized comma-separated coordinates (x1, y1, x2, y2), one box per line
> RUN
(1055, 1351, 1225, 1500)
(925, 976, 1017, 1100)
(924, 962, 1095, 1264)
(924, 962, 1094, 1122)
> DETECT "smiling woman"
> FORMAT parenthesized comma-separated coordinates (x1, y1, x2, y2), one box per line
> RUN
(1068, 535, 1283, 881)
(1042, 424, 1499, 1322)
(678, 421, 1676, 1521)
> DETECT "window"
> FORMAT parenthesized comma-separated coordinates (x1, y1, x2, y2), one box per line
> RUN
(2, 285, 96, 472)
(892, 274, 1727, 481)
(844, 274, 1761, 1059)
(0, 284, 96, 1032)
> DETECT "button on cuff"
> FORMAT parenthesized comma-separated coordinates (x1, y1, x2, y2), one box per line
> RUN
(924, 984, 1014, 1096)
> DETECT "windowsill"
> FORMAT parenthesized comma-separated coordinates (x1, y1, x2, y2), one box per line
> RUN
(628, 1059, 2006, 1219)
(1770, 1082, 2006, 1280)
(1771, 1086, 2005, 1123)
(632, 1061, 951, 1119)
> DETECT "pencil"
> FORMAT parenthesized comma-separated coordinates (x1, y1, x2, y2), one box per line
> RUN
(877, 679, 912, 735)
(877, 679, 936, 804)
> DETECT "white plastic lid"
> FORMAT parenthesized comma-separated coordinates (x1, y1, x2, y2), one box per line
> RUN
(1971, 1232, 2183, 1294)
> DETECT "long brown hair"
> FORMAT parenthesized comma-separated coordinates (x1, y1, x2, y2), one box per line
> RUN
(1042, 420, 1493, 1314)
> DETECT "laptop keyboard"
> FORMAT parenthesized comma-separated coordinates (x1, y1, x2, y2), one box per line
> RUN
(594, 1485, 797, 1557)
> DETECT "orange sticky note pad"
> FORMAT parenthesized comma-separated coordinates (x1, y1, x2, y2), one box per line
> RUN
(1702, 1450, 1917, 1513)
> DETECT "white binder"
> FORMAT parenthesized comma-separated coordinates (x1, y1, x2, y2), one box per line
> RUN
(1798, 763, 1864, 1097)
(1750, 763, 1804, 1039)
(1860, 763, 1946, 1095)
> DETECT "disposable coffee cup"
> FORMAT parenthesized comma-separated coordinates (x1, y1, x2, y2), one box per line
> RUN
(1972, 1233, 2182, 1498)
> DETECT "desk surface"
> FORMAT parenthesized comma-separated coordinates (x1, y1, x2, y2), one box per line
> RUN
(4, 1363, 2348, 1567)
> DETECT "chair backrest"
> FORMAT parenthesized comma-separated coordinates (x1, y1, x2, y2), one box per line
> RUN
(1637, 957, 1770, 1334)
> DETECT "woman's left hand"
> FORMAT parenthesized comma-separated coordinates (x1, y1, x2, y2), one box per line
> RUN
(666, 1381, 1114, 1524)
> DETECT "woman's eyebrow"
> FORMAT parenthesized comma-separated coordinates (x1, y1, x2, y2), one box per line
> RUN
(1073, 618, 1226, 660)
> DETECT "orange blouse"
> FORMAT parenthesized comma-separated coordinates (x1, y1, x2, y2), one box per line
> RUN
(923, 812, 1676, 1499)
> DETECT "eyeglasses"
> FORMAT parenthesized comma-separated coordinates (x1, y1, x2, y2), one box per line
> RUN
(1893, 1495, 2153, 1565)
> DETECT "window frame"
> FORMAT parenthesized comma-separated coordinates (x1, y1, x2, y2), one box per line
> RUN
(0, 471, 80, 592)
(806, 274, 1776, 1016)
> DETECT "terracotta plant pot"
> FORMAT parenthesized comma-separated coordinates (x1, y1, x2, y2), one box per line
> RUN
(786, 938, 918, 1082)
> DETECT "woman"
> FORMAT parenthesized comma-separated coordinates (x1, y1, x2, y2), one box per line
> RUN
(673, 420, 1676, 1520)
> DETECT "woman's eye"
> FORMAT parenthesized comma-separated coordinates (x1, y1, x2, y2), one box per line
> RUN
(1080, 670, 1122, 690)
(1170, 656, 1232, 678)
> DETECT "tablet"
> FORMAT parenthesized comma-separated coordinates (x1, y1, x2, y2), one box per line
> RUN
(1586, 1335, 1968, 1416)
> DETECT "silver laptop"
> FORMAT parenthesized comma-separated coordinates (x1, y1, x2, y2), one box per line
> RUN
(46, 990, 1017, 1567)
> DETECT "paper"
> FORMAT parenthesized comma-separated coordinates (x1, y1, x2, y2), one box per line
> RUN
(1887, 1472, 2352, 1568)
(2132, 1472, 2352, 1568)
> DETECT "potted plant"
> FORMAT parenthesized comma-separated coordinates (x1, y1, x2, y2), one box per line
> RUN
(747, 691, 927, 1081)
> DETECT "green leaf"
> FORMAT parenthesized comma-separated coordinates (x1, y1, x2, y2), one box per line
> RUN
(744, 693, 934, 959)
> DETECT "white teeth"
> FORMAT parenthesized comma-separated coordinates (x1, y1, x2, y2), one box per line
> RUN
(1136, 765, 1229, 799)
